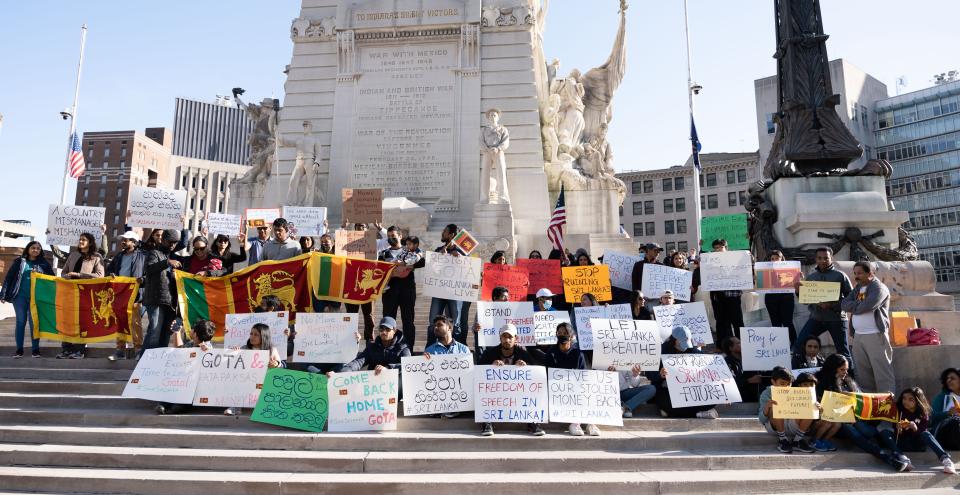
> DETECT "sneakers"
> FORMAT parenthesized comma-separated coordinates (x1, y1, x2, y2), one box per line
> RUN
(481, 423, 494, 437)
(813, 439, 831, 452)
(68, 351, 85, 359)
(442, 412, 460, 419)
(528, 424, 545, 436)
(777, 438, 793, 454)
(622, 407, 633, 418)
(31, 352, 41, 358)
(943, 457, 956, 475)
(696, 408, 719, 419)
(794, 438, 815, 453)
(107, 350, 126, 362)
(154, 404, 167, 415)
(223, 408, 236, 416)
(585, 424, 601, 436)
(821, 440, 838, 452)
(568, 423, 585, 436)
(12, 352, 23, 359)
(55, 351, 71, 359)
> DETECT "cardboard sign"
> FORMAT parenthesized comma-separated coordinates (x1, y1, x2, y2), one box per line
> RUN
(250, 368, 328, 432)
(700, 213, 749, 251)
(772, 386, 819, 420)
(334, 229, 378, 260)
(603, 251, 642, 291)
(591, 319, 661, 371)
(327, 369, 399, 432)
(341, 188, 383, 224)
(547, 368, 623, 427)
(662, 353, 742, 408)
(401, 355, 475, 416)
(192, 349, 269, 407)
(122, 348, 201, 404)
(476, 301, 535, 347)
(451, 229, 478, 256)
(224, 312, 288, 349)
(481, 264, 529, 302)
(127, 186, 186, 230)
(474, 365, 548, 423)
(698, 251, 754, 292)
(207, 213, 242, 237)
(653, 301, 713, 346)
(47, 204, 105, 246)
(245, 208, 281, 229)
(516, 258, 563, 295)
(641, 264, 693, 301)
(282, 206, 327, 237)
(799, 281, 841, 304)
(292, 313, 358, 364)
(572, 304, 631, 350)
(561, 265, 613, 303)
(533, 311, 572, 345)
(741, 327, 791, 371)
(420, 252, 481, 302)
(820, 390, 856, 423)
(754, 261, 801, 293)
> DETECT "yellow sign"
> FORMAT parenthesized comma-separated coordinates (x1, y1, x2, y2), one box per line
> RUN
(772, 386, 819, 420)
(820, 390, 856, 423)
(799, 281, 842, 304)
(561, 265, 613, 303)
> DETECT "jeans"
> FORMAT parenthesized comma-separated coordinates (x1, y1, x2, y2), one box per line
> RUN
(793, 318, 851, 360)
(620, 385, 656, 412)
(427, 298, 460, 346)
(881, 429, 951, 460)
(13, 295, 39, 354)
(764, 294, 797, 344)
(141, 305, 176, 355)
(841, 422, 902, 465)
(459, 301, 472, 346)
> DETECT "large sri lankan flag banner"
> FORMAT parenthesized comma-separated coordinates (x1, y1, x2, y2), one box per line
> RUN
(309, 253, 395, 304)
(31, 274, 139, 343)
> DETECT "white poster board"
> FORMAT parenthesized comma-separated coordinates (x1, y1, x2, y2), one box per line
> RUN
(662, 353, 742, 408)
(401, 354, 474, 416)
(603, 251, 642, 291)
(47, 204, 105, 246)
(591, 319, 661, 371)
(573, 303, 631, 350)
(122, 348, 200, 403)
(533, 311, 572, 345)
(474, 365, 548, 423)
(641, 263, 693, 301)
(420, 252, 481, 302)
(207, 213, 242, 237)
(224, 312, 288, 349)
(282, 206, 327, 237)
(741, 327, 791, 372)
(126, 186, 186, 230)
(476, 301, 535, 347)
(192, 349, 269, 407)
(547, 368, 623, 427)
(327, 369, 399, 432)
(653, 301, 713, 346)
(245, 208, 281, 229)
(699, 251, 754, 292)
(292, 313, 359, 364)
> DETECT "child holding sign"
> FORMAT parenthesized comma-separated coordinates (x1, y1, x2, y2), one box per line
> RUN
(793, 372, 840, 452)
(758, 367, 815, 454)
(155, 319, 216, 416)
(880, 387, 955, 474)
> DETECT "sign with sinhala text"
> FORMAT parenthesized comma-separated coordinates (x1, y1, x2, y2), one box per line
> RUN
(127, 186, 186, 230)
(327, 370, 399, 432)
(547, 368, 623, 427)
(561, 265, 613, 303)
(799, 281, 841, 304)
(603, 251, 642, 291)
(207, 213, 242, 237)
(47, 204, 105, 246)
(698, 251, 754, 292)
(474, 365, 548, 423)
(590, 319, 661, 371)
(192, 349, 268, 408)
(516, 258, 563, 295)
(401, 354, 474, 416)
(572, 304, 631, 351)
(772, 386, 819, 420)
(481, 264, 529, 302)
(250, 369, 328, 432)
(662, 354, 742, 408)
(282, 206, 327, 237)
(700, 213, 749, 251)
(653, 301, 712, 346)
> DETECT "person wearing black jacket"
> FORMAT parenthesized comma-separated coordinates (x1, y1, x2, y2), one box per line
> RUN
(379, 226, 419, 349)
(141, 229, 186, 356)
(791, 335, 825, 370)
(720, 336, 764, 403)
(542, 323, 599, 436)
(646, 326, 719, 419)
(332, 317, 411, 373)
(211, 233, 248, 275)
(478, 323, 544, 437)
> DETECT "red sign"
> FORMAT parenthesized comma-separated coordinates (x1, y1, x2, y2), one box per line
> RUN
(516, 258, 563, 295)
(481, 264, 530, 302)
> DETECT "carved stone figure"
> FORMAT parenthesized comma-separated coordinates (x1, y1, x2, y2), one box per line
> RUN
(552, 70, 585, 154)
(540, 93, 561, 164)
(480, 109, 511, 205)
(579, 0, 627, 143)
(233, 89, 279, 184)
(481, 6, 500, 27)
(291, 17, 310, 38)
(282, 120, 323, 206)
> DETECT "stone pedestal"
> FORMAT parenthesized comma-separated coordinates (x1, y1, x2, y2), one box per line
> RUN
(382, 197, 429, 237)
(559, 185, 635, 259)
(228, 181, 268, 214)
(472, 202, 516, 263)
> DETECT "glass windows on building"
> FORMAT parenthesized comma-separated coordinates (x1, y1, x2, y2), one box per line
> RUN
(632, 202, 643, 216)
(663, 199, 674, 213)
(665, 220, 675, 235)
(707, 194, 718, 209)
(644, 201, 654, 215)
(645, 222, 655, 236)
(677, 219, 687, 234)
(662, 178, 672, 192)
(728, 192, 737, 207)
(674, 177, 684, 190)
(643, 180, 653, 193)
(631, 181, 642, 194)
(706, 173, 717, 187)
(675, 198, 686, 212)
(726, 170, 735, 184)
(633, 223, 643, 237)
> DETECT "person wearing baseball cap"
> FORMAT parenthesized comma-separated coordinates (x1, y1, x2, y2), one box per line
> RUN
(630, 243, 663, 296)
(478, 323, 543, 437)
(658, 290, 676, 307)
(644, 325, 720, 419)
(534, 288, 556, 312)
(331, 316, 410, 376)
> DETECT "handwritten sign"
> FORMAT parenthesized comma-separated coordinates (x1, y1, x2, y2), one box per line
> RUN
(401, 355, 474, 416)
(327, 369, 399, 432)
(516, 258, 562, 295)
(603, 251, 642, 291)
(192, 349, 268, 407)
(476, 301, 535, 347)
(662, 353, 742, 408)
(591, 319, 661, 371)
(341, 188, 383, 224)
(700, 213, 749, 251)
(127, 186, 186, 230)
(572, 304, 631, 350)
(653, 301, 712, 346)
(481, 264, 529, 302)
(207, 213, 242, 237)
(420, 252, 481, 302)
(334, 229, 378, 259)
(755, 261, 801, 293)
(548, 368, 623, 427)
(474, 365, 548, 423)
(47, 204, 105, 246)
(224, 312, 288, 349)
(245, 208, 281, 229)
(772, 386, 819, 420)
(641, 264, 693, 301)
(282, 206, 327, 237)
(742, 327, 790, 371)
(121, 348, 201, 404)
(250, 368, 328, 432)
(820, 390, 856, 423)
(533, 311, 571, 345)
(451, 229, 478, 255)
(292, 313, 358, 364)
(799, 281, 841, 304)
(699, 251, 754, 292)
(561, 265, 613, 303)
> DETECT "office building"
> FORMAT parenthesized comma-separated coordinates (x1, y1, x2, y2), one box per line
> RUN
(171, 156, 249, 234)
(171, 96, 254, 165)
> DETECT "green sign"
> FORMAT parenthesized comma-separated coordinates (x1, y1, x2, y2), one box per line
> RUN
(250, 369, 328, 432)
(700, 213, 749, 251)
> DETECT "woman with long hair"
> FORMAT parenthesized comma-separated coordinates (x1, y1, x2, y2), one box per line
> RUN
(882, 387, 955, 474)
(211, 233, 247, 274)
(55, 233, 106, 359)
(0, 241, 54, 357)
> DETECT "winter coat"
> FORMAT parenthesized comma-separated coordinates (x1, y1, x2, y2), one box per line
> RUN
(338, 330, 412, 372)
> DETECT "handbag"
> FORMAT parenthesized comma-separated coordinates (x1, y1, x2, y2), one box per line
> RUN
(907, 327, 941, 346)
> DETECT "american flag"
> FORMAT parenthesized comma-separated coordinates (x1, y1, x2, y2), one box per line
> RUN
(690, 114, 702, 172)
(547, 185, 566, 251)
(68, 132, 85, 178)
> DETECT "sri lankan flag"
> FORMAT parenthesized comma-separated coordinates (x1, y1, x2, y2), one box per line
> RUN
(852, 392, 899, 422)
(176, 254, 312, 340)
(30, 274, 139, 343)
(309, 253, 395, 304)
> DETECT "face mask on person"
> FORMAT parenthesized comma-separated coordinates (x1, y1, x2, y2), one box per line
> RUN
(542, 299, 552, 310)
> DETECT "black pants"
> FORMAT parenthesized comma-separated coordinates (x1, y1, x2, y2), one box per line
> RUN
(382, 284, 417, 348)
(344, 302, 374, 341)
(937, 417, 960, 450)
(710, 293, 744, 345)
(764, 294, 797, 344)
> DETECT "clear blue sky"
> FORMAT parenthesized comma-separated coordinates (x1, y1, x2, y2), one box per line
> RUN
(1, 1, 956, 233)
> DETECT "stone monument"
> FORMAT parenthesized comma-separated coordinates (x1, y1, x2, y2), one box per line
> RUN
(473, 107, 517, 262)
(282, 120, 325, 207)
(230, 90, 281, 207)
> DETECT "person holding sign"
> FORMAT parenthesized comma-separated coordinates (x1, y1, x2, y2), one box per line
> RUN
(379, 226, 421, 349)
(53, 232, 106, 359)
(246, 226, 270, 265)
(221, 322, 284, 416)
(541, 323, 598, 436)
(104, 231, 147, 361)
(477, 324, 544, 437)
(878, 387, 956, 474)
(792, 247, 853, 362)
(841, 261, 895, 394)
(763, 251, 798, 343)
(645, 326, 719, 419)
(691, 239, 744, 344)
(174, 236, 224, 277)
(331, 317, 410, 375)
(1, 241, 54, 358)
(426, 224, 466, 346)
(931, 368, 960, 453)
(793, 372, 841, 451)
(155, 319, 216, 415)
(211, 233, 248, 275)
(263, 218, 301, 261)
(758, 367, 816, 453)
(630, 243, 662, 293)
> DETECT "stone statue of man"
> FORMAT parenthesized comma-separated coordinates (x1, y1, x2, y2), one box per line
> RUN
(233, 90, 278, 184)
(282, 120, 324, 206)
(480, 108, 511, 204)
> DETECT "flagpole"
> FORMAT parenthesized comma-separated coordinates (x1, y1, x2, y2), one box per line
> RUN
(683, 0, 703, 252)
(60, 24, 88, 206)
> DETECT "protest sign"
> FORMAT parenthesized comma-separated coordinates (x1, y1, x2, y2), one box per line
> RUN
(420, 252, 481, 302)
(250, 369, 328, 432)
(793, 367, 821, 375)
(698, 251, 754, 292)
(192, 349, 268, 407)
(754, 261, 801, 293)
(653, 301, 712, 346)
(533, 311, 571, 345)
(481, 264, 529, 302)
(327, 369, 399, 432)
(561, 265, 613, 303)
(282, 206, 327, 237)
(47, 204, 105, 246)
(224, 312, 288, 349)
(476, 301, 535, 347)
(572, 304, 630, 350)
(245, 208, 281, 228)
(207, 213, 242, 237)
(292, 313, 358, 364)
(591, 319, 661, 371)
(799, 281, 841, 304)
(820, 390, 856, 423)
(341, 188, 383, 224)
(603, 251, 642, 291)
(772, 386, 819, 420)
(401, 354, 474, 416)
(741, 327, 791, 371)
(335, 229, 378, 259)
(127, 186, 186, 230)
(451, 229, 478, 255)
(516, 258, 562, 295)
(641, 264, 693, 301)
(700, 213, 749, 251)
(122, 348, 201, 404)
(662, 354, 742, 408)
(548, 368, 623, 427)
(475, 365, 548, 423)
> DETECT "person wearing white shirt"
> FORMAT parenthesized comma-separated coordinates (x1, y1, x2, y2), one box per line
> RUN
(840, 261, 895, 394)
